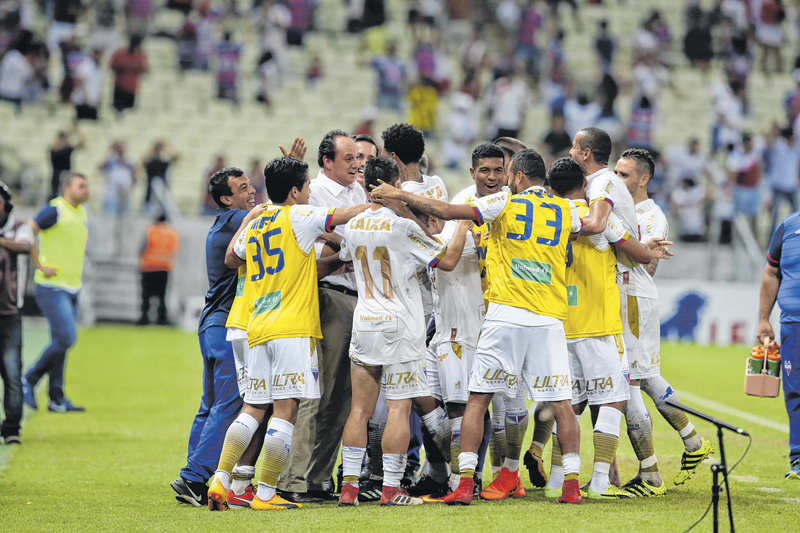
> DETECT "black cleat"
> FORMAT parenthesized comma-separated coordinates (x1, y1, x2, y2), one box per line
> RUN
(171, 477, 208, 506)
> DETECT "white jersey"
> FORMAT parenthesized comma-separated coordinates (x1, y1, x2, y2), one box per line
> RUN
(451, 184, 476, 205)
(341, 207, 447, 365)
(585, 168, 657, 299)
(636, 199, 669, 243)
(429, 220, 485, 349)
(401, 174, 449, 202)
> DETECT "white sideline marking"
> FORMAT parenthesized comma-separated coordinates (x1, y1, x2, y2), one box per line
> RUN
(675, 390, 790, 434)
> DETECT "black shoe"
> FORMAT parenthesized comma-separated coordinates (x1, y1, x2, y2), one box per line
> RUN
(171, 477, 208, 506)
(473, 475, 482, 498)
(358, 478, 383, 502)
(136, 317, 150, 326)
(523, 450, 548, 488)
(48, 398, 85, 412)
(280, 491, 325, 503)
(3, 435, 21, 445)
(404, 473, 448, 496)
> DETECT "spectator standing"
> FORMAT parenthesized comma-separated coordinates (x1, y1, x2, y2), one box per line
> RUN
(254, 0, 291, 78)
(305, 53, 323, 89)
(724, 36, 754, 113)
(202, 155, 227, 215)
(370, 41, 405, 113)
(194, 1, 218, 71)
(727, 133, 762, 236)
(88, 0, 122, 56)
(407, 77, 438, 137)
(0, 41, 33, 113)
(285, 0, 312, 46)
(563, 91, 600, 139)
(255, 51, 278, 112)
(595, 20, 616, 76)
(765, 126, 800, 235)
(459, 23, 487, 88)
(754, 0, 786, 76)
(442, 90, 478, 169)
(0, 181, 33, 444)
(710, 80, 744, 153)
(484, 60, 530, 140)
(516, 0, 543, 83)
(125, 0, 154, 41)
(142, 141, 180, 212)
(49, 126, 86, 200)
(542, 112, 572, 164)
(137, 213, 180, 325)
(71, 48, 104, 120)
(110, 35, 149, 114)
(627, 96, 655, 150)
(670, 178, 709, 242)
(759, 209, 800, 480)
(23, 173, 90, 413)
(683, 8, 713, 73)
(214, 32, 241, 104)
(47, 0, 81, 54)
(248, 158, 266, 204)
(99, 141, 136, 216)
(175, 14, 197, 73)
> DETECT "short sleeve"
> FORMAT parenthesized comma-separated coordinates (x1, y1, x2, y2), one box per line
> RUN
(33, 205, 59, 230)
(587, 175, 619, 208)
(640, 208, 669, 242)
(14, 223, 34, 243)
(339, 233, 352, 262)
(404, 220, 447, 268)
(767, 221, 785, 268)
(290, 204, 335, 253)
(567, 200, 583, 233)
(603, 212, 631, 244)
(468, 191, 509, 225)
(232, 219, 257, 261)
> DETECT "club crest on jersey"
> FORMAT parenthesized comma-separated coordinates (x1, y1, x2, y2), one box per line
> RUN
(623, 272, 630, 284)
(786, 360, 792, 376)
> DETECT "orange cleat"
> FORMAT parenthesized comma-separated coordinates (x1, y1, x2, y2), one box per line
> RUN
(480, 467, 525, 500)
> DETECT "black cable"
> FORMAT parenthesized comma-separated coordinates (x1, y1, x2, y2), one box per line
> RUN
(682, 433, 752, 533)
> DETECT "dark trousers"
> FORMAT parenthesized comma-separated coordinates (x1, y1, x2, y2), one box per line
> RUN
(25, 285, 79, 403)
(180, 327, 243, 482)
(280, 287, 355, 492)
(112, 87, 136, 112)
(0, 314, 23, 438)
(141, 271, 168, 323)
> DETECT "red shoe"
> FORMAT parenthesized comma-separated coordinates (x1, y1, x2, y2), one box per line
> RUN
(555, 479, 583, 504)
(339, 483, 360, 507)
(443, 477, 474, 506)
(227, 485, 255, 508)
(380, 486, 423, 506)
(480, 467, 525, 500)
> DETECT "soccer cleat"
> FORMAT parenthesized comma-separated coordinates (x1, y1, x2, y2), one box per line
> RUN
(420, 488, 451, 503)
(473, 475, 482, 498)
(207, 478, 229, 511)
(252, 493, 302, 510)
(47, 398, 85, 412)
(405, 473, 448, 496)
(523, 450, 548, 488)
(544, 486, 561, 499)
(358, 478, 382, 502)
(674, 437, 715, 485)
(380, 486, 423, 506)
(3, 435, 21, 445)
(785, 459, 800, 480)
(339, 483, 360, 507)
(171, 477, 208, 507)
(555, 479, 583, 504)
(587, 484, 634, 500)
(480, 467, 525, 500)
(22, 378, 37, 410)
(227, 485, 255, 508)
(623, 478, 666, 497)
(444, 477, 474, 506)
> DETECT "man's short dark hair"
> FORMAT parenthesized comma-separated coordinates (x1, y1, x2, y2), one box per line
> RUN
(209, 167, 245, 208)
(510, 149, 546, 184)
(62, 172, 87, 190)
(318, 129, 349, 168)
(471, 143, 506, 169)
(364, 156, 399, 191)
(352, 134, 379, 155)
(492, 136, 527, 158)
(577, 127, 612, 165)
(265, 157, 309, 204)
(547, 157, 584, 197)
(620, 148, 655, 179)
(408, 205, 432, 227)
(381, 123, 425, 165)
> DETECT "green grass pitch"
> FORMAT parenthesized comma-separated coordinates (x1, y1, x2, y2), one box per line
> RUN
(0, 321, 796, 532)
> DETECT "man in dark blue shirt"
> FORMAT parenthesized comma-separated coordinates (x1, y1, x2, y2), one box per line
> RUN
(171, 167, 264, 505)
(759, 211, 800, 480)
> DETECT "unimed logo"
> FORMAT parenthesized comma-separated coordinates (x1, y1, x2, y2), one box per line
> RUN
(511, 258, 552, 284)
(254, 291, 282, 315)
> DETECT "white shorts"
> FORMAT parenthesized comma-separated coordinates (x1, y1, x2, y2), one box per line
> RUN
(568, 334, 630, 406)
(245, 337, 321, 404)
(621, 294, 661, 379)
(352, 356, 430, 401)
(227, 328, 249, 398)
(426, 342, 474, 404)
(469, 319, 572, 402)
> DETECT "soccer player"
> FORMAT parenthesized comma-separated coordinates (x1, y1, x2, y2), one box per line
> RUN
(371, 148, 585, 505)
(382, 123, 448, 201)
(209, 157, 367, 511)
(614, 148, 713, 488)
(337, 156, 470, 507)
(171, 167, 260, 506)
(23, 173, 90, 413)
(547, 157, 671, 500)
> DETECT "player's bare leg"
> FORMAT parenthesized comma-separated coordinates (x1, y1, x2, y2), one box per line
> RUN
(444, 391, 493, 505)
(481, 390, 528, 500)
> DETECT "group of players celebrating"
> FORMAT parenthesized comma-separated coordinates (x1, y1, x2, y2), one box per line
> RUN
(199, 123, 715, 511)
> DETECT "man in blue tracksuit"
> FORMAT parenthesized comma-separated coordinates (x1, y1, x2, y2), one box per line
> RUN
(759, 210, 800, 479)
(170, 167, 262, 505)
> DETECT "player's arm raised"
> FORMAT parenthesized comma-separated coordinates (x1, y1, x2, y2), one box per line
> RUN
(435, 220, 473, 272)
(371, 182, 477, 221)
(328, 203, 370, 228)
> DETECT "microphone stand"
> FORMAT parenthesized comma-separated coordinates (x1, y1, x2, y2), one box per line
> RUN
(665, 400, 743, 533)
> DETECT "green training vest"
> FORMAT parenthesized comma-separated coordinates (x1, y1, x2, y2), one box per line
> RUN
(34, 197, 88, 292)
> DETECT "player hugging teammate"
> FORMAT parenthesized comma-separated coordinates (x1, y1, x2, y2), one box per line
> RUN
(189, 124, 710, 511)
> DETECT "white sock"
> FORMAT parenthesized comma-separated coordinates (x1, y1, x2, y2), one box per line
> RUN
(547, 466, 564, 489)
(562, 452, 580, 477)
(421, 406, 447, 435)
(342, 445, 366, 486)
(458, 451, 479, 474)
(383, 453, 407, 488)
(502, 458, 520, 472)
(231, 465, 255, 495)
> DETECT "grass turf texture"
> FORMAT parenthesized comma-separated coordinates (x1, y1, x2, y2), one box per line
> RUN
(0, 321, 796, 532)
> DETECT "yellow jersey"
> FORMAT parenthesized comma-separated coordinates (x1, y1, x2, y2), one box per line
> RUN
(225, 264, 249, 330)
(469, 186, 581, 321)
(564, 201, 630, 338)
(231, 204, 335, 347)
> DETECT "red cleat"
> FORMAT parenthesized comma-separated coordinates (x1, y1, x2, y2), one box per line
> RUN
(227, 485, 255, 508)
(339, 483, 360, 507)
(480, 467, 526, 500)
(555, 479, 583, 505)
(443, 477, 474, 506)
